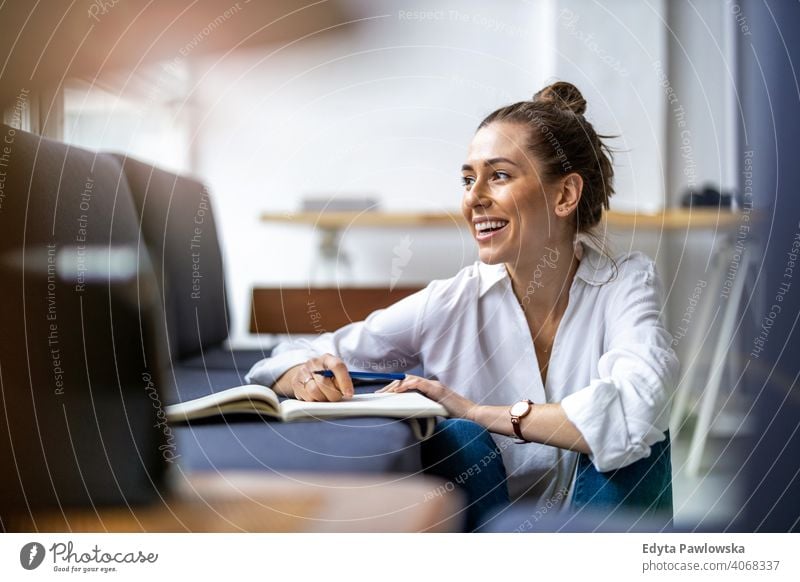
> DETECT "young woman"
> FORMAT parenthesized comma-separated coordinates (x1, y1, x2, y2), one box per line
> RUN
(246, 81, 679, 530)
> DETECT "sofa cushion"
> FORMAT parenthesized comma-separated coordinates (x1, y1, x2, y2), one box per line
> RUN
(167, 366, 422, 474)
(175, 418, 422, 474)
(114, 154, 230, 360)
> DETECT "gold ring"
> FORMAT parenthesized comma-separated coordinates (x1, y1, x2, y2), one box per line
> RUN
(301, 376, 314, 385)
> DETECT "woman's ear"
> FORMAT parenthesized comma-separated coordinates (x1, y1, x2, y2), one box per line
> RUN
(554, 173, 583, 218)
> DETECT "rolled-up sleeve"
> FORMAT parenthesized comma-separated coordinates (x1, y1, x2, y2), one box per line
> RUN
(244, 286, 431, 387)
(560, 263, 680, 472)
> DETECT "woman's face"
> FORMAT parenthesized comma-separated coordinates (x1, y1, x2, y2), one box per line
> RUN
(460, 121, 567, 268)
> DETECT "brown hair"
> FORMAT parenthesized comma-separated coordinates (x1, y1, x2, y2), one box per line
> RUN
(477, 81, 615, 233)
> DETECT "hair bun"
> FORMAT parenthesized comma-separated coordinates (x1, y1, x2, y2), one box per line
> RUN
(533, 81, 587, 115)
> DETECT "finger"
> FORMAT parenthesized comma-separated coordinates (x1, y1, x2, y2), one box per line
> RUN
(295, 376, 313, 401)
(301, 359, 331, 401)
(382, 378, 403, 392)
(293, 366, 314, 400)
(308, 356, 326, 375)
(322, 354, 353, 398)
(394, 379, 433, 396)
(304, 382, 328, 402)
(387, 378, 415, 393)
(376, 380, 400, 393)
(314, 378, 343, 402)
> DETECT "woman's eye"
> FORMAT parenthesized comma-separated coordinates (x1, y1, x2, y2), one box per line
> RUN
(461, 176, 475, 188)
(493, 171, 510, 181)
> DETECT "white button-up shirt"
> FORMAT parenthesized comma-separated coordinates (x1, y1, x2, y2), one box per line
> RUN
(246, 242, 680, 504)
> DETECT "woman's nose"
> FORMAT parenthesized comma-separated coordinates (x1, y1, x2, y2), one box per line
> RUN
(464, 180, 490, 209)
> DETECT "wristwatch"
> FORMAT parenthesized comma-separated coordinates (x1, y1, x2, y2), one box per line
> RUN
(510, 399, 534, 443)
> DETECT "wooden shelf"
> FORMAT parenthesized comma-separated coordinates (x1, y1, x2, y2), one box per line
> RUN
(261, 210, 461, 228)
(262, 208, 741, 231)
(603, 208, 741, 230)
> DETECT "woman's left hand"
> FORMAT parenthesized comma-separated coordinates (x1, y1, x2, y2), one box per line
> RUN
(376, 375, 478, 419)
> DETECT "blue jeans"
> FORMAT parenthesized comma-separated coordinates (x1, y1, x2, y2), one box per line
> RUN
(421, 419, 673, 531)
(420, 418, 510, 531)
(572, 432, 673, 521)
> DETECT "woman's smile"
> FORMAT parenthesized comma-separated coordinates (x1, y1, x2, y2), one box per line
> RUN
(473, 217, 510, 241)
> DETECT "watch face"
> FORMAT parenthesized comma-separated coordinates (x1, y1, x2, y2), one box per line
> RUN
(510, 400, 530, 417)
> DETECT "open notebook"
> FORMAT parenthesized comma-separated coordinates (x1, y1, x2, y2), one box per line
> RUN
(165, 384, 449, 440)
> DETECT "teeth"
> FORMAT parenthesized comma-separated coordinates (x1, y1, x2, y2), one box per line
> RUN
(475, 220, 508, 232)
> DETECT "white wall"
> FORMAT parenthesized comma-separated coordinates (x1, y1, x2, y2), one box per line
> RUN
(553, 0, 668, 213)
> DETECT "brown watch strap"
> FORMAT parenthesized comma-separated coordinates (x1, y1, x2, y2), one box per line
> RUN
(512, 417, 525, 441)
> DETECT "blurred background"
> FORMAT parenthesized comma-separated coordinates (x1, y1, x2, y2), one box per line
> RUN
(1, 0, 798, 532)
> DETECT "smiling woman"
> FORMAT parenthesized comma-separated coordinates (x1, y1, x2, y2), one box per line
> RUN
(246, 81, 679, 531)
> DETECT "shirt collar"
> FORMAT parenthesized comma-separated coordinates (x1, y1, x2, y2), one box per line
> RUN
(573, 233, 616, 286)
(478, 261, 508, 297)
(477, 234, 615, 297)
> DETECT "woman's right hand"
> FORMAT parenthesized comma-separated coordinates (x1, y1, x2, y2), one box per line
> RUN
(275, 353, 354, 401)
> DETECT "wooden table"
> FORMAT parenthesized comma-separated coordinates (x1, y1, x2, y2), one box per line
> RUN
(5, 472, 464, 533)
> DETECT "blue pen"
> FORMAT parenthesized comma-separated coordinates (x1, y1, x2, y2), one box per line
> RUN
(313, 369, 406, 381)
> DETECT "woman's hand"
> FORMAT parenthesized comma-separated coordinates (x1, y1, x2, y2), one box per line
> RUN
(274, 354, 354, 401)
(377, 375, 479, 419)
